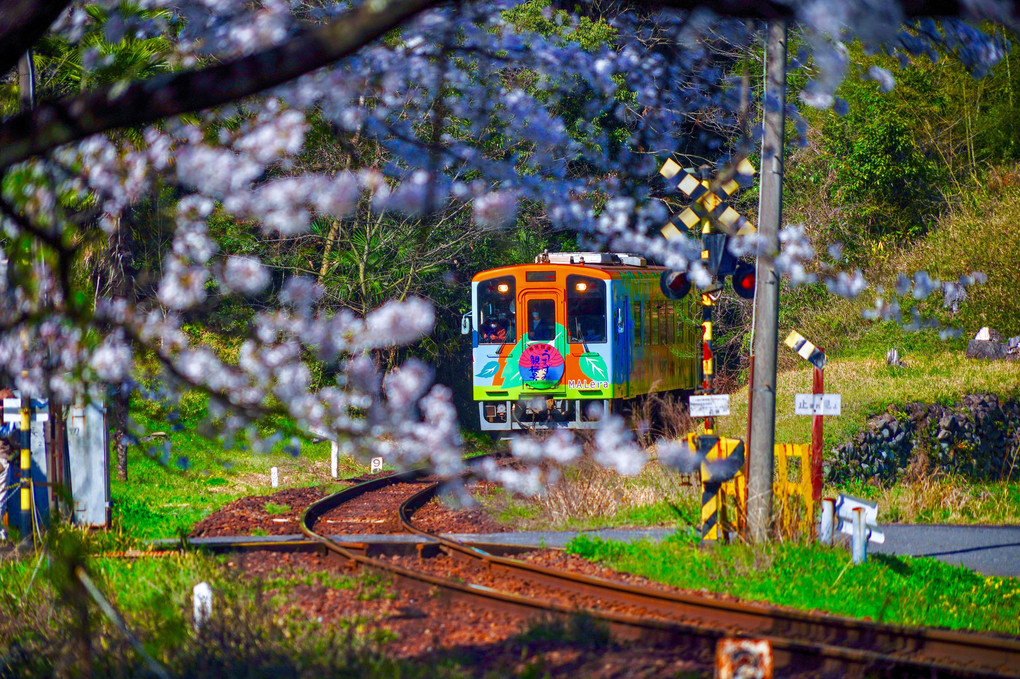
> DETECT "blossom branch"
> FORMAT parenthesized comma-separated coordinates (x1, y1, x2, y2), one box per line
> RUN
(0, 0, 445, 171)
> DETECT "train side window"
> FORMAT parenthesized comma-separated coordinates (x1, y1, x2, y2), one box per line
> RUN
(666, 303, 675, 343)
(649, 302, 659, 346)
(661, 303, 668, 344)
(566, 275, 606, 343)
(633, 301, 641, 347)
(640, 295, 648, 344)
(477, 276, 516, 344)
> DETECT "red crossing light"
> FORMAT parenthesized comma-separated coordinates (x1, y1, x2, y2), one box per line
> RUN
(659, 270, 691, 300)
(732, 261, 755, 299)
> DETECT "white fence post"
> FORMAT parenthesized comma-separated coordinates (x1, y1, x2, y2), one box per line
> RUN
(193, 582, 213, 629)
(820, 498, 835, 546)
(852, 508, 867, 565)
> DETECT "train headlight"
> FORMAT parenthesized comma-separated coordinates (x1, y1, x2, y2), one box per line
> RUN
(497, 283, 510, 293)
(575, 282, 588, 292)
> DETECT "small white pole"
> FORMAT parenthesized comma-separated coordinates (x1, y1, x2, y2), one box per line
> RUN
(852, 507, 867, 565)
(330, 440, 338, 478)
(193, 582, 213, 630)
(270, 466, 278, 488)
(820, 498, 835, 546)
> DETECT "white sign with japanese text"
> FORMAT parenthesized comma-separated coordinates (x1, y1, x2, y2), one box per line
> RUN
(794, 393, 841, 416)
(689, 394, 731, 418)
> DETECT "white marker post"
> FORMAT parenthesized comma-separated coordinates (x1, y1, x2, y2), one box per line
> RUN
(820, 498, 835, 546)
(330, 440, 339, 478)
(193, 582, 213, 629)
(270, 466, 278, 488)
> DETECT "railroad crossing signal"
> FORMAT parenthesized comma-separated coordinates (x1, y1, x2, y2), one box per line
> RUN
(657, 158, 758, 300)
(659, 158, 757, 240)
(657, 158, 759, 433)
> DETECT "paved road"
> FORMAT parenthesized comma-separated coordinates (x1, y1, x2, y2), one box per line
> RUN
(869, 525, 1020, 577)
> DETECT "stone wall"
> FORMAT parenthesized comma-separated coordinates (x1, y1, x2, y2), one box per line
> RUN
(826, 394, 1020, 486)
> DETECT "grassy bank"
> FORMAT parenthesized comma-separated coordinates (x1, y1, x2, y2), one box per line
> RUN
(481, 459, 701, 531)
(109, 407, 368, 543)
(716, 347, 1020, 454)
(568, 533, 1020, 635)
(0, 533, 455, 679)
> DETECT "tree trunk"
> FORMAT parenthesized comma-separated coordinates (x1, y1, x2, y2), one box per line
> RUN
(101, 214, 135, 482)
(319, 218, 341, 282)
(111, 388, 129, 481)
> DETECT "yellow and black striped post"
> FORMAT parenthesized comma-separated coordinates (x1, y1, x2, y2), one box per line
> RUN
(701, 292, 715, 433)
(18, 395, 31, 540)
(694, 434, 746, 542)
(784, 330, 827, 370)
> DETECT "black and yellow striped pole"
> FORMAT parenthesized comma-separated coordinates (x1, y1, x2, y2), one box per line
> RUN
(690, 433, 745, 541)
(701, 290, 716, 433)
(18, 394, 31, 541)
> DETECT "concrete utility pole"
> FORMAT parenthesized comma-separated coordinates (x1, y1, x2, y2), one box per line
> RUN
(18, 51, 35, 110)
(747, 21, 787, 543)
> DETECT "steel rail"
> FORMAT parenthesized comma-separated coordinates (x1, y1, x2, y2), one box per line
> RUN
(297, 468, 714, 650)
(397, 480, 1020, 678)
(300, 467, 949, 675)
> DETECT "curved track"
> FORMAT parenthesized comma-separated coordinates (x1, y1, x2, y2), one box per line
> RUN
(299, 467, 1020, 678)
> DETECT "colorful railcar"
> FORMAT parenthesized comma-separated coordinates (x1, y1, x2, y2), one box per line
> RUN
(468, 252, 701, 430)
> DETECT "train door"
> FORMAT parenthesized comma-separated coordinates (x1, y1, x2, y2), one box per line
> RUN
(520, 289, 566, 391)
(614, 294, 631, 397)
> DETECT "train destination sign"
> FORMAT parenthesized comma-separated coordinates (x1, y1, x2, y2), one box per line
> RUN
(689, 394, 731, 417)
(794, 393, 842, 416)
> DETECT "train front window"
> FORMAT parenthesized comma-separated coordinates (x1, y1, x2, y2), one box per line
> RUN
(477, 276, 515, 344)
(567, 275, 606, 343)
(528, 299, 556, 341)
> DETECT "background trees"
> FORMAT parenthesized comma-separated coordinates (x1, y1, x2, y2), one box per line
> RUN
(0, 0, 1015, 486)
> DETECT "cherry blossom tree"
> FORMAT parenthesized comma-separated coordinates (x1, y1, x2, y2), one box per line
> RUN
(0, 0, 1013, 489)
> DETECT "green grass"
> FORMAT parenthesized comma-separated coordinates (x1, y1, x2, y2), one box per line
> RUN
(567, 534, 1020, 635)
(108, 401, 370, 545)
(716, 349, 1020, 461)
(840, 475, 1020, 524)
(263, 502, 292, 515)
(0, 530, 458, 678)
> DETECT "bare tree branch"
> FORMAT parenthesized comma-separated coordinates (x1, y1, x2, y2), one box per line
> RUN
(0, 0, 71, 80)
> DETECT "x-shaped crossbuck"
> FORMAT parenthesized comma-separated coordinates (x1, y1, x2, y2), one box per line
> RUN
(658, 158, 758, 241)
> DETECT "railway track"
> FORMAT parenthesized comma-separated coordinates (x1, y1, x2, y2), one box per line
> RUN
(295, 465, 1020, 678)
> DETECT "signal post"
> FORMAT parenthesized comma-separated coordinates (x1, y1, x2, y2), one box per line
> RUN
(657, 160, 757, 542)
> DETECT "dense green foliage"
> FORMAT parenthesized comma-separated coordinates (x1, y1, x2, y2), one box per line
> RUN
(786, 35, 1020, 261)
(567, 533, 1020, 634)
